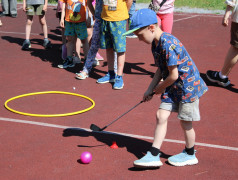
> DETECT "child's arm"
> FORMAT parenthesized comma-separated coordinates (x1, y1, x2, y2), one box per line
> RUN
(23, 0, 27, 11)
(143, 68, 162, 102)
(87, 0, 95, 17)
(60, 2, 66, 28)
(154, 65, 178, 94)
(43, 0, 48, 11)
(223, 4, 233, 26)
(126, 0, 133, 13)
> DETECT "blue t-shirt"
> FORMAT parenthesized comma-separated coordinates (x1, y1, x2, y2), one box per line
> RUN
(152, 33, 208, 103)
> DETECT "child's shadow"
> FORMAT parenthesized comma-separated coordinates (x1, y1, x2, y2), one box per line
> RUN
(200, 73, 238, 93)
(62, 128, 171, 171)
(1, 36, 61, 67)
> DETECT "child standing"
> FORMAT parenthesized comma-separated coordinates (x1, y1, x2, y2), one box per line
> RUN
(123, 9, 208, 168)
(150, 0, 175, 33)
(22, 0, 52, 50)
(58, 0, 89, 68)
(56, 0, 67, 48)
(206, 0, 238, 87)
(75, 0, 117, 79)
(96, 0, 132, 89)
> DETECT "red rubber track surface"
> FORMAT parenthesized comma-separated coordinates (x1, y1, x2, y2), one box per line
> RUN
(0, 5, 238, 180)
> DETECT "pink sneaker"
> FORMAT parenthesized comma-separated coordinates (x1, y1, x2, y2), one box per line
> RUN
(95, 52, 104, 61)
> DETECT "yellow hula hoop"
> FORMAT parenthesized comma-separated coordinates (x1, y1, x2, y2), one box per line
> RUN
(4, 91, 95, 117)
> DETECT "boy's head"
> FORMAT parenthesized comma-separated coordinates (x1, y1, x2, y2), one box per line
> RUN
(123, 9, 160, 44)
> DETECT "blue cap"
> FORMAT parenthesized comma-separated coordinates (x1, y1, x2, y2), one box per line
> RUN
(123, 9, 158, 36)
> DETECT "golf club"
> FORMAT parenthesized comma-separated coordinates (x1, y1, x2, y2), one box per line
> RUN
(90, 92, 155, 131)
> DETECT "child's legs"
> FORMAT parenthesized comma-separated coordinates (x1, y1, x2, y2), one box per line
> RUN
(109, 20, 127, 75)
(116, 52, 125, 76)
(180, 121, 195, 148)
(157, 13, 174, 34)
(39, 15, 48, 39)
(221, 46, 238, 76)
(75, 38, 81, 58)
(152, 108, 171, 149)
(83, 18, 102, 73)
(107, 48, 115, 71)
(25, 15, 33, 40)
(75, 22, 88, 58)
(66, 35, 76, 57)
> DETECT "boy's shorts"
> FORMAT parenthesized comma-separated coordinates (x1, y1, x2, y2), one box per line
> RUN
(159, 100, 200, 121)
(26, 5, 45, 16)
(100, 19, 127, 52)
(64, 21, 88, 40)
(230, 22, 238, 48)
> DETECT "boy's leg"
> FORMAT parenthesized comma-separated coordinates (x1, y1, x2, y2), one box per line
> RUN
(221, 45, 238, 76)
(134, 108, 171, 168)
(39, 14, 52, 49)
(168, 101, 199, 166)
(22, 15, 33, 50)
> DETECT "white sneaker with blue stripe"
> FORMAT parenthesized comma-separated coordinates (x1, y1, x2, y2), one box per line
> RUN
(133, 151, 163, 168)
(168, 150, 198, 166)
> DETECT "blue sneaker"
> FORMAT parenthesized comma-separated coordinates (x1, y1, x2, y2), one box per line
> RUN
(97, 72, 115, 84)
(133, 151, 163, 168)
(168, 150, 198, 166)
(113, 75, 124, 90)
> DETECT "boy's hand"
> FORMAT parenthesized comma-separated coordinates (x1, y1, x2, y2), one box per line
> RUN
(43, 5, 47, 12)
(23, 4, 27, 11)
(60, 20, 64, 28)
(222, 14, 229, 26)
(143, 90, 154, 102)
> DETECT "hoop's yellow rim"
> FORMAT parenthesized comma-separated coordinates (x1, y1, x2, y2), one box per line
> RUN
(4, 91, 95, 117)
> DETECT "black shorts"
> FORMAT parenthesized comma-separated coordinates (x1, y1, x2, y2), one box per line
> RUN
(230, 22, 238, 48)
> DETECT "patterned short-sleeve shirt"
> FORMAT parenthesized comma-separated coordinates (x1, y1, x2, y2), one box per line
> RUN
(152, 33, 208, 103)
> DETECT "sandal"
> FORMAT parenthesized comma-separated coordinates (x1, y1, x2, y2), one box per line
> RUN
(76, 71, 89, 80)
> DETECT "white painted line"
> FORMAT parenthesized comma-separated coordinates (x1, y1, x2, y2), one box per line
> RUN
(174, 15, 200, 23)
(1, 117, 238, 152)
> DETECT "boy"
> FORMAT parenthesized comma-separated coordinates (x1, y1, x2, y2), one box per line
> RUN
(58, 0, 89, 68)
(96, 0, 132, 89)
(123, 9, 208, 168)
(22, 0, 52, 50)
(206, 0, 238, 87)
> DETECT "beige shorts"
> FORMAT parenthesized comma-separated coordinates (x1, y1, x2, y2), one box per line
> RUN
(26, 5, 44, 16)
(159, 100, 200, 121)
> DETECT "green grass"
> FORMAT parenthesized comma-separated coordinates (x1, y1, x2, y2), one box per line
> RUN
(18, 0, 227, 10)
(136, 0, 226, 10)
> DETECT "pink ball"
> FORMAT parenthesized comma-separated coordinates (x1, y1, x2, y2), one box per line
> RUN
(80, 151, 92, 164)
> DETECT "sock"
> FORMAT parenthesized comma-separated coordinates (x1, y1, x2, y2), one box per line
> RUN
(44, 38, 49, 42)
(149, 146, 160, 156)
(109, 70, 115, 76)
(185, 146, 194, 155)
(219, 71, 227, 79)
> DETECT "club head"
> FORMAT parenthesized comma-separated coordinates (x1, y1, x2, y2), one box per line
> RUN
(90, 124, 102, 131)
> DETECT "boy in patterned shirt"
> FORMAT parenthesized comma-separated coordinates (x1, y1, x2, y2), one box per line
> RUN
(123, 9, 208, 168)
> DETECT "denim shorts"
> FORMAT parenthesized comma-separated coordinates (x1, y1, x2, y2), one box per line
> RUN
(159, 100, 200, 121)
(100, 19, 126, 52)
(64, 21, 88, 40)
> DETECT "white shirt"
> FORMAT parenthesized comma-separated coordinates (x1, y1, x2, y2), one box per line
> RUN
(226, 0, 238, 23)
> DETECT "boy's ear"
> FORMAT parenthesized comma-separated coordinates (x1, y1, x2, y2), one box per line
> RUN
(148, 24, 156, 32)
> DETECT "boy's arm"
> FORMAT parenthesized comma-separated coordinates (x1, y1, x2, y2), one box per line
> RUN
(223, 4, 233, 26)
(87, 0, 95, 17)
(23, 0, 26, 11)
(143, 68, 162, 102)
(126, 0, 133, 13)
(154, 65, 178, 95)
(43, 0, 48, 11)
(60, 2, 66, 28)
